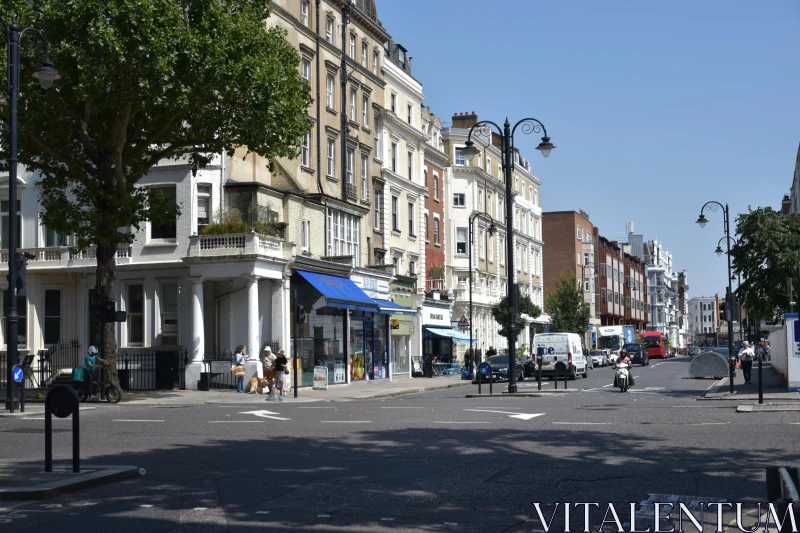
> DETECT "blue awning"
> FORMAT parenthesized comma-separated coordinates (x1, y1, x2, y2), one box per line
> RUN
(372, 298, 417, 316)
(295, 270, 378, 312)
(426, 327, 476, 344)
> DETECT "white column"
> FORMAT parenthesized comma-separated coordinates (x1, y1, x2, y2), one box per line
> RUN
(185, 277, 205, 390)
(245, 276, 262, 380)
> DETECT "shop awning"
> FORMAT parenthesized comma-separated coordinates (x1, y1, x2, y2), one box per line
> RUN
(295, 270, 378, 312)
(426, 327, 476, 344)
(372, 298, 417, 316)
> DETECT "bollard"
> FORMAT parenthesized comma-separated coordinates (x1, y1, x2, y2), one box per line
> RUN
(758, 355, 763, 405)
(536, 348, 543, 391)
(44, 385, 80, 473)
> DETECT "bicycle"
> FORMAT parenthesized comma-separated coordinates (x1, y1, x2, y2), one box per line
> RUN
(77, 364, 123, 404)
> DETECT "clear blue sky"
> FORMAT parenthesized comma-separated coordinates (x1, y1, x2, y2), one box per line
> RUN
(376, 0, 799, 299)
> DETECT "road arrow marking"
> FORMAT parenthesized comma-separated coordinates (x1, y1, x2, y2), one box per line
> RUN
(239, 410, 291, 421)
(464, 409, 545, 420)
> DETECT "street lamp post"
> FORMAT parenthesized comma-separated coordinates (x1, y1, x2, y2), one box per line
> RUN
(579, 259, 592, 349)
(2, 17, 60, 411)
(461, 118, 554, 394)
(715, 236, 743, 342)
(469, 212, 496, 394)
(696, 202, 735, 394)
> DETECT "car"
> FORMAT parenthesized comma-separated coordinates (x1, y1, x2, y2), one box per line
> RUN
(689, 346, 702, 356)
(622, 343, 648, 366)
(589, 350, 608, 367)
(532, 332, 589, 380)
(488, 354, 524, 382)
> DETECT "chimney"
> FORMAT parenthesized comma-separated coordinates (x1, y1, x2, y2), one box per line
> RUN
(452, 111, 478, 130)
(782, 194, 791, 215)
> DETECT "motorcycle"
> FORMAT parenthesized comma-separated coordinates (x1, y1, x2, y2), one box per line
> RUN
(614, 362, 632, 392)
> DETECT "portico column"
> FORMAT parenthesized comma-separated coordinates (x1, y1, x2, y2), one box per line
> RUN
(245, 276, 262, 379)
(185, 277, 205, 390)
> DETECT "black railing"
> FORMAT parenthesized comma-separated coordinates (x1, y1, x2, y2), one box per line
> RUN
(36, 339, 82, 388)
(201, 352, 237, 391)
(117, 348, 187, 391)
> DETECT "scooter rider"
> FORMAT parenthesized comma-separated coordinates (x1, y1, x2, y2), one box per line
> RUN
(614, 352, 635, 388)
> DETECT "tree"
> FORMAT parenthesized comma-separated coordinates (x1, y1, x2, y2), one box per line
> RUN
(730, 207, 800, 321)
(1, 0, 312, 383)
(490, 293, 542, 349)
(545, 273, 590, 336)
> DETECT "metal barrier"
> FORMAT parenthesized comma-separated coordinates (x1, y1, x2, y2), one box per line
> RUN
(201, 353, 237, 390)
(766, 467, 800, 533)
(117, 348, 188, 391)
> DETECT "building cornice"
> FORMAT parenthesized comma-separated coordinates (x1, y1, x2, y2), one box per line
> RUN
(378, 109, 427, 142)
(423, 146, 449, 167)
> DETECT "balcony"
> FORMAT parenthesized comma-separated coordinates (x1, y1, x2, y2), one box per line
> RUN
(0, 245, 133, 269)
(187, 233, 291, 260)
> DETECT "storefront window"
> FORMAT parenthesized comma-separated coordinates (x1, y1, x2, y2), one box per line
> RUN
(295, 307, 346, 386)
(349, 317, 366, 381)
(372, 317, 387, 379)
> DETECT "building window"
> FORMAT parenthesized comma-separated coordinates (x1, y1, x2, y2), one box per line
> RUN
(197, 184, 211, 234)
(301, 131, 311, 168)
(500, 236, 505, 265)
(534, 189, 538, 206)
(408, 260, 416, 276)
(44, 225, 68, 247)
(360, 153, 368, 200)
(391, 195, 399, 232)
(424, 213, 429, 241)
(361, 42, 367, 66)
(326, 139, 335, 177)
(126, 284, 144, 346)
(327, 209, 360, 265)
(602, 288, 607, 303)
(576, 225, 581, 240)
(486, 157, 492, 173)
(478, 188, 484, 212)
(407, 104, 413, 125)
(160, 282, 178, 346)
(349, 32, 356, 58)
(1, 199, 21, 249)
(301, 220, 310, 253)
(433, 175, 439, 199)
(150, 186, 177, 240)
(423, 169, 428, 187)
(326, 74, 334, 109)
(488, 233, 493, 260)
(453, 193, 465, 207)
(390, 93, 396, 113)
(326, 17, 334, 44)
(3, 292, 26, 346)
(479, 230, 485, 259)
(301, 58, 310, 81)
(362, 94, 369, 127)
(433, 217, 440, 244)
(407, 151, 413, 181)
(391, 142, 398, 172)
(301, 0, 309, 26)
(455, 148, 465, 166)
(408, 202, 415, 236)
(346, 148, 355, 185)
(350, 88, 357, 121)
(44, 289, 61, 345)
(374, 188, 382, 230)
(373, 48, 378, 73)
(456, 227, 467, 254)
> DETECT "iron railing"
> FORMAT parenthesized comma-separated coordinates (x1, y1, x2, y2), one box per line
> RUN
(117, 348, 187, 391)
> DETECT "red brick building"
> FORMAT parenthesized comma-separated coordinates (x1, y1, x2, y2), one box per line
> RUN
(594, 230, 648, 334)
(421, 105, 447, 292)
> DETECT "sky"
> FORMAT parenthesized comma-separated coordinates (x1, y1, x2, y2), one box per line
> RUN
(375, 0, 800, 299)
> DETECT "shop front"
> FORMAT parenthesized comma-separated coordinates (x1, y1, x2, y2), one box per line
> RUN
(388, 292, 416, 380)
(420, 300, 455, 375)
(350, 268, 395, 381)
(291, 266, 379, 387)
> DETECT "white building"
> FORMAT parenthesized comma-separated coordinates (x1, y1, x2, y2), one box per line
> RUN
(629, 235, 680, 347)
(687, 296, 720, 338)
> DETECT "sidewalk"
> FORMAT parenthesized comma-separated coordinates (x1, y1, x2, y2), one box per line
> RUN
(90, 375, 469, 406)
(700, 362, 800, 402)
(0, 463, 139, 500)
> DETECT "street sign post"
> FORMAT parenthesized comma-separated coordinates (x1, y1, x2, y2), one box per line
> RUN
(12, 365, 24, 413)
(457, 315, 470, 329)
(479, 362, 492, 395)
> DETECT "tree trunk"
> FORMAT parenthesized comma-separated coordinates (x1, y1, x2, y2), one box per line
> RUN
(96, 242, 120, 388)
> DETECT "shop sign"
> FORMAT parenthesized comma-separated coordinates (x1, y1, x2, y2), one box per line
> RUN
(333, 362, 346, 383)
(391, 315, 413, 336)
(313, 366, 328, 390)
(422, 306, 451, 326)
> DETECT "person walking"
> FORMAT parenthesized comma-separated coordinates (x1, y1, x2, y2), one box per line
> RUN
(234, 345, 247, 393)
(738, 341, 755, 385)
(263, 346, 277, 394)
(273, 349, 289, 401)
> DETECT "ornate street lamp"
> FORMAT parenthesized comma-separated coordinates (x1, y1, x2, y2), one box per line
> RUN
(469, 211, 496, 393)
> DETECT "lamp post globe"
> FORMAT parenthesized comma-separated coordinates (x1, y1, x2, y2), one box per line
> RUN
(696, 215, 708, 228)
(461, 140, 480, 162)
(535, 136, 555, 158)
(32, 60, 61, 89)
(714, 246, 724, 257)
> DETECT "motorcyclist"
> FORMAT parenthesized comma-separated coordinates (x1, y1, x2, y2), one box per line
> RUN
(614, 351, 634, 388)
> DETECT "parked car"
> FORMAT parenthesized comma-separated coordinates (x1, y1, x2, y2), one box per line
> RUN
(488, 354, 524, 382)
(622, 343, 649, 366)
(689, 346, 702, 356)
(589, 350, 608, 367)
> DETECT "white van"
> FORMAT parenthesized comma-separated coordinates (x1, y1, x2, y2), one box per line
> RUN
(532, 333, 588, 379)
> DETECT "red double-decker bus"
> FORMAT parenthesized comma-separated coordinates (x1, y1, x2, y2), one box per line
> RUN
(642, 331, 669, 358)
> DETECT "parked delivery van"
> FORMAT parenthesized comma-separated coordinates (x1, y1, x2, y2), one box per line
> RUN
(532, 332, 588, 379)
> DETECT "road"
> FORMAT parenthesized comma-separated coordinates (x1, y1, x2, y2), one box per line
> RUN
(1, 356, 798, 532)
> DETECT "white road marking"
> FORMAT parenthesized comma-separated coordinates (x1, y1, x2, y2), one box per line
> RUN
(433, 421, 492, 424)
(380, 406, 426, 409)
(465, 409, 545, 420)
(256, 511, 271, 514)
(317, 514, 331, 518)
(140, 505, 153, 508)
(298, 407, 337, 409)
(381, 518, 395, 521)
(112, 420, 164, 423)
(553, 422, 611, 425)
(602, 384, 614, 388)
(444, 522, 459, 526)
(470, 406, 523, 410)
(320, 421, 371, 424)
(239, 410, 291, 421)
(652, 363, 665, 367)
(209, 421, 264, 423)
(193, 507, 207, 511)
(689, 422, 729, 425)
(40, 504, 61, 509)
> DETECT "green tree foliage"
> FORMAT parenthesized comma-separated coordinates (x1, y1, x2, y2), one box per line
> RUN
(490, 293, 542, 344)
(0, 0, 312, 382)
(544, 273, 591, 336)
(730, 207, 800, 321)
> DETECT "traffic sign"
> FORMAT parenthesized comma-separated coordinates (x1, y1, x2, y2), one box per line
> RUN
(12, 365, 24, 383)
(479, 362, 491, 375)
(457, 315, 470, 328)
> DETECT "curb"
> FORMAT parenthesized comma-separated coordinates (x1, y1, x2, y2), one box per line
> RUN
(346, 380, 472, 400)
(0, 465, 139, 500)
(0, 406, 96, 418)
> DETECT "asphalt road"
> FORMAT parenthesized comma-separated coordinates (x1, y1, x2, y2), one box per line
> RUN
(1, 356, 798, 532)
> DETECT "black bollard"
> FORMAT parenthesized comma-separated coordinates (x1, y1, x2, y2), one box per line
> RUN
(758, 355, 763, 405)
(45, 385, 80, 473)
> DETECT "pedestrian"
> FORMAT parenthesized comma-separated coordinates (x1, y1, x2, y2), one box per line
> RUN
(84, 346, 107, 401)
(738, 341, 755, 385)
(263, 346, 277, 394)
(273, 349, 289, 401)
(234, 345, 247, 393)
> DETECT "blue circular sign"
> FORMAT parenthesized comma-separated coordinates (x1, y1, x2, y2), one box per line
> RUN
(12, 365, 24, 383)
(479, 362, 492, 375)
